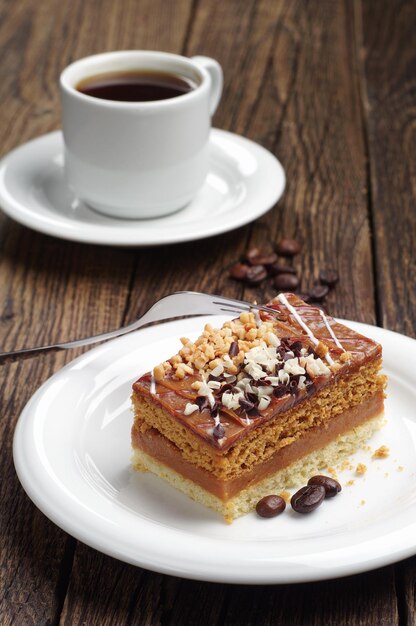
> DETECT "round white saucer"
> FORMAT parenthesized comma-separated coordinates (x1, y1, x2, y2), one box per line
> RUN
(12, 316, 416, 583)
(0, 130, 285, 246)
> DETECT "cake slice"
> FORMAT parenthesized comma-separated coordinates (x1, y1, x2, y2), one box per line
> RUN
(131, 293, 386, 522)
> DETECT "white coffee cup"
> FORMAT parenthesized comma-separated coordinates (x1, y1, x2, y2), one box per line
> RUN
(60, 51, 223, 219)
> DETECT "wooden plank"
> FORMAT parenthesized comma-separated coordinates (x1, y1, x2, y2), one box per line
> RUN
(357, 1, 416, 622)
(0, 0, 410, 624)
(235, 0, 375, 324)
(0, 0, 193, 623)
(397, 558, 416, 626)
(223, 567, 398, 626)
(60, 543, 229, 626)
(139, 1, 397, 624)
(357, 0, 416, 337)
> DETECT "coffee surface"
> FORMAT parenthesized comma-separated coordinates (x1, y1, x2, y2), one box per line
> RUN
(76, 70, 197, 102)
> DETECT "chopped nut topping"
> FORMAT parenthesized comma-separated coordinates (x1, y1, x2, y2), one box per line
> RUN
(372, 445, 390, 459)
(355, 463, 367, 475)
(153, 364, 165, 381)
(149, 304, 353, 445)
(315, 341, 329, 358)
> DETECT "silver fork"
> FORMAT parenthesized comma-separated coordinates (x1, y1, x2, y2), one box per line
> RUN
(0, 291, 283, 364)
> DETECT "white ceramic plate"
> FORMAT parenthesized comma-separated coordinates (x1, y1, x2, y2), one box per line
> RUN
(13, 316, 416, 584)
(0, 130, 285, 246)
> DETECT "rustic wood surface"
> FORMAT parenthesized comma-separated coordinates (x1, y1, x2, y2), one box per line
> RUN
(0, 0, 415, 624)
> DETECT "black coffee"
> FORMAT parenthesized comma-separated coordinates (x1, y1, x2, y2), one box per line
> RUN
(76, 70, 197, 102)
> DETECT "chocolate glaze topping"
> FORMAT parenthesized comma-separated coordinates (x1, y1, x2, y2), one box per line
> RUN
(132, 294, 381, 451)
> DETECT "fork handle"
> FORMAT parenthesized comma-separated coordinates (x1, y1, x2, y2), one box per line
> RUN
(0, 345, 64, 364)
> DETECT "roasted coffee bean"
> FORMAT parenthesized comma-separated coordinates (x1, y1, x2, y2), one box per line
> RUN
(212, 423, 225, 440)
(276, 238, 301, 257)
(246, 265, 267, 285)
(229, 262, 249, 281)
(309, 283, 329, 302)
(268, 262, 297, 277)
(256, 495, 286, 518)
(308, 475, 341, 498)
(228, 341, 239, 357)
(244, 247, 261, 262)
(291, 484, 326, 513)
(249, 252, 278, 266)
(273, 272, 299, 291)
(319, 268, 339, 287)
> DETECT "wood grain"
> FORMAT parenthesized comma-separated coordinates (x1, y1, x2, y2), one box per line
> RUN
(0, 0, 414, 624)
(356, 0, 416, 619)
(357, 0, 416, 337)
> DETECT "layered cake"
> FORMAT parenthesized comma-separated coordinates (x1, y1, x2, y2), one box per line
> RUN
(131, 293, 386, 522)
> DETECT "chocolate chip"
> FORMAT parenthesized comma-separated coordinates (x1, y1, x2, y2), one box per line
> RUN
(290, 484, 326, 513)
(212, 423, 225, 440)
(210, 402, 219, 417)
(289, 379, 299, 393)
(229, 262, 249, 280)
(306, 381, 315, 394)
(246, 265, 267, 285)
(239, 397, 255, 412)
(308, 475, 341, 498)
(309, 284, 329, 302)
(208, 374, 224, 382)
(276, 239, 301, 257)
(273, 273, 299, 291)
(256, 495, 286, 518)
(273, 385, 288, 398)
(228, 341, 239, 357)
(276, 346, 287, 359)
(249, 252, 278, 266)
(268, 262, 297, 277)
(319, 269, 339, 287)
(289, 341, 303, 355)
(196, 396, 210, 412)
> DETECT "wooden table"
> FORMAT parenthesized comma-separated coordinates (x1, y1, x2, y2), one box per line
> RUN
(1, 1, 415, 624)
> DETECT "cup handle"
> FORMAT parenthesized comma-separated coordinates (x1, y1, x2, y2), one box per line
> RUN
(191, 56, 223, 115)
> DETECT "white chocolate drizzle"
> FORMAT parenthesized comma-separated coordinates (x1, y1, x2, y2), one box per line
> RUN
(319, 310, 346, 352)
(277, 293, 334, 365)
(150, 374, 156, 395)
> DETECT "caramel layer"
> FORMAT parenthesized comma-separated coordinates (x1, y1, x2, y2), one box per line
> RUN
(132, 390, 384, 501)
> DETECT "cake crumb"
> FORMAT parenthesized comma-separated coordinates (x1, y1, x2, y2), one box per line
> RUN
(384, 472, 389, 478)
(356, 463, 367, 476)
(360, 499, 366, 506)
(279, 490, 291, 504)
(341, 459, 353, 471)
(326, 466, 338, 479)
(346, 479, 355, 486)
(397, 466, 404, 472)
(372, 445, 389, 459)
